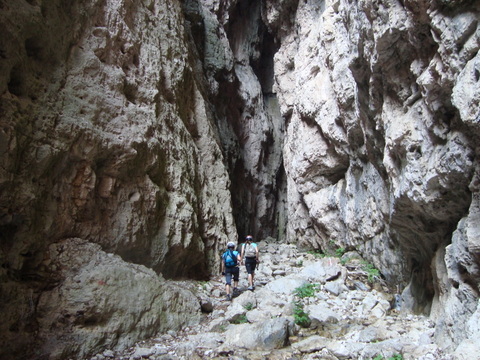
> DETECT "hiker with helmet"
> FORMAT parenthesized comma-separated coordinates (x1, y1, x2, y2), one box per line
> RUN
(241, 235, 259, 291)
(221, 241, 241, 301)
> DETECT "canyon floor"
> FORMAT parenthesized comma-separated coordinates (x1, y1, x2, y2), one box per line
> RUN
(92, 241, 458, 360)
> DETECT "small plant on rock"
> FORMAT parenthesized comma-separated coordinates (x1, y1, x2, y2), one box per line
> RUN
(371, 353, 403, 360)
(198, 281, 208, 290)
(294, 283, 317, 298)
(231, 314, 248, 324)
(335, 247, 346, 257)
(244, 302, 254, 311)
(293, 301, 310, 328)
(361, 260, 381, 283)
(307, 249, 326, 258)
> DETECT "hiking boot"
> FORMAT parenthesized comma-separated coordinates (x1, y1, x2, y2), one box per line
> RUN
(226, 294, 232, 301)
(247, 286, 254, 291)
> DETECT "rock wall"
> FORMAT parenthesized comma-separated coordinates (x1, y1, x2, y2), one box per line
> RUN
(0, 0, 236, 358)
(265, 0, 480, 354)
(1, 0, 480, 358)
(186, 0, 288, 241)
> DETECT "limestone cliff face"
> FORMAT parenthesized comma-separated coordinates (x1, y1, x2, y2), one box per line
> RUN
(0, 0, 236, 358)
(1, 0, 479, 358)
(265, 0, 480, 353)
(265, 1, 480, 354)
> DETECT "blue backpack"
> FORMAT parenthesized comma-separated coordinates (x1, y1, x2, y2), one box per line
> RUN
(223, 250, 238, 268)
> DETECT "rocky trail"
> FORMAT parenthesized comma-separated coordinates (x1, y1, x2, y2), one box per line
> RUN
(92, 241, 455, 360)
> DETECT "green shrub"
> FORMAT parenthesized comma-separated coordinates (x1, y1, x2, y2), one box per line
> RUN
(335, 247, 345, 257)
(293, 301, 310, 328)
(294, 283, 317, 298)
(307, 250, 326, 258)
(371, 354, 403, 360)
(231, 314, 248, 324)
(361, 261, 380, 283)
(244, 302, 254, 311)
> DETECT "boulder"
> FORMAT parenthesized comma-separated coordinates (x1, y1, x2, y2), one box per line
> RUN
(306, 303, 340, 328)
(224, 317, 289, 350)
(35, 239, 200, 359)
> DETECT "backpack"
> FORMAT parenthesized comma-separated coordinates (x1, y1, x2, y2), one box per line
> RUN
(243, 243, 256, 258)
(223, 250, 238, 267)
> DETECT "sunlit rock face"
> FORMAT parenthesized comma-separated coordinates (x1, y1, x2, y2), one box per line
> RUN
(1, 0, 480, 358)
(266, 0, 480, 353)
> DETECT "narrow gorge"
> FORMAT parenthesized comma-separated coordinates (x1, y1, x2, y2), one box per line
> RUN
(0, 0, 479, 359)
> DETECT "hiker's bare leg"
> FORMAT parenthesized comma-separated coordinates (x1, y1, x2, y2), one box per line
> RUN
(226, 283, 231, 295)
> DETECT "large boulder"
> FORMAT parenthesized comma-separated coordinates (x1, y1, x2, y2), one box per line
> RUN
(35, 239, 200, 359)
(224, 317, 290, 350)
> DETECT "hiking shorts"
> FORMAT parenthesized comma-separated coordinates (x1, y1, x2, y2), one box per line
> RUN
(244, 257, 257, 274)
(225, 266, 239, 285)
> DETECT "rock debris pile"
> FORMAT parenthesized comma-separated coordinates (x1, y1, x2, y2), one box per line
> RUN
(91, 240, 458, 360)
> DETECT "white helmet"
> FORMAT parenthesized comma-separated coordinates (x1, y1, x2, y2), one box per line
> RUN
(227, 241, 235, 248)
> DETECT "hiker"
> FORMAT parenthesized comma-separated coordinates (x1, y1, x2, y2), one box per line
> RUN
(221, 241, 241, 301)
(241, 235, 259, 291)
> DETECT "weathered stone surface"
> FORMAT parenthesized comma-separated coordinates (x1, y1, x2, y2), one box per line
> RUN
(233, 289, 258, 309)
(264, 275, 308, 295)
(224, 317, 289, 350)
(268, 0, 480, 353)
(306, 303, 340, 328)
(224, 301, 246, 323)
(291, 335, 330, 353)
(299, 258, 343, 283)
(35, 238, 200, 359)
(0, 0, 236, 358)
(431, 217, 480, 351)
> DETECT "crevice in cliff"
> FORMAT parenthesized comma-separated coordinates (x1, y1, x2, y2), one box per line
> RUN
(250, 29, 278, 95)
(390, 191, 471, 314)
(7, 65, 26, 97)
(217, 0, 286, 241)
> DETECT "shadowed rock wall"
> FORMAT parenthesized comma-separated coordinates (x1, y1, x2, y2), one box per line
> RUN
(0, 0, 236, 358)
